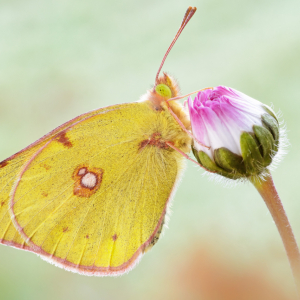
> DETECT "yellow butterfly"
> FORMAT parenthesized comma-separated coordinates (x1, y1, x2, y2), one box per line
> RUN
(0, 7, 201, 276)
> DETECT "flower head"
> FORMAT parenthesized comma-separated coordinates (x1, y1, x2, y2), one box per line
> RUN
(188, 86, 280, 179)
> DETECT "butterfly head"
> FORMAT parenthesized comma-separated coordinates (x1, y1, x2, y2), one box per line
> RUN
(154, 72, 180, 100)
(139, 72, 180, 111)
(139, 72, 180, 110)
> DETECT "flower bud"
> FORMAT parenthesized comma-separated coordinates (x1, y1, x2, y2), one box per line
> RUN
(188, 86, 280, 179)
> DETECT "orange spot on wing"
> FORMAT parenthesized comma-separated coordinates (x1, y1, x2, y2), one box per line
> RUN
(85, 235, 89, 239)
(41, 163, 51, 170)
(0, 160, 8, 168)
(139, 133, 170, 150)
(112, 234, 118, 241)
(63, 227, 68, 232)
(72, 165, 104, 198)
(41, 192, 48, 197)
(139, 139, 150, 151)
(56, 131, 73, 148)
(0, 201, 5, 207)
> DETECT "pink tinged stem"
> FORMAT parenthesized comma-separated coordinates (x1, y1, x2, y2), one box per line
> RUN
(251, 171, 300, 298)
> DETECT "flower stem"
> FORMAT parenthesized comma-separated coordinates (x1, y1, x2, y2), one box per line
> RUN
(250, 171, 300, 298)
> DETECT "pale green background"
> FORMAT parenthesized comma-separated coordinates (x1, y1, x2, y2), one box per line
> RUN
(0, 0, 300, 299)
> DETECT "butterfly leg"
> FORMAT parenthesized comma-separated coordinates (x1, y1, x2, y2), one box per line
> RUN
(165, 142, 212, 172)
(167, 87, 213, 102)
(165, 104, 211, 150)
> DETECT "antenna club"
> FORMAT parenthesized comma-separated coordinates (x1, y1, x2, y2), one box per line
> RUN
(154, 7, 197, 84)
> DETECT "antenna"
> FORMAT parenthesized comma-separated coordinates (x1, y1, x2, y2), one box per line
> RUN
(155, 6, 197, 84)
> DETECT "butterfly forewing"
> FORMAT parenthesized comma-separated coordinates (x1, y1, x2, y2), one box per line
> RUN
(0, 104, 126, 251)
(0, 151, 35, 250)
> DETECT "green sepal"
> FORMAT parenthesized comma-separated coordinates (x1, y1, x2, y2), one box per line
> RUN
(192, 145, 200, 162)
(261, 113, 279, 151)
(253, 125, 275, 167)
(262, 105, 278, 123)
(240, 132, 264, 175)
(214, 147, 246, 175)
(192, 147, 242, 179)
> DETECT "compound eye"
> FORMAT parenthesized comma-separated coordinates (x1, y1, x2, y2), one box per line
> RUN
(155, 84, 172, 99)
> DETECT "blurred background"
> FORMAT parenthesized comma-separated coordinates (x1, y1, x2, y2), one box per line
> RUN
(0, 0, 300, 299)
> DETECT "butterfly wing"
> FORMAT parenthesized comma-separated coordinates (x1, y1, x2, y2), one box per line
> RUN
(0, 105, 122, 250)
(0, 152, 35, 250)
(7, 101, 189, 275)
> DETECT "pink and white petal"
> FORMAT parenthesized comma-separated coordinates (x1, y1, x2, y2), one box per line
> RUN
(210, 103, 244, 155)
(188, 97, 212, 157)
(200, 107, 238, 157)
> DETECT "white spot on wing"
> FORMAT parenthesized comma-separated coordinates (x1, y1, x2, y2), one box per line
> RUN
(78, 168, 87, 176)
(81, 173, 97, 189)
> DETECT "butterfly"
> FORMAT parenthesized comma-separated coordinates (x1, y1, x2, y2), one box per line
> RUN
(0, 7, 203, 276)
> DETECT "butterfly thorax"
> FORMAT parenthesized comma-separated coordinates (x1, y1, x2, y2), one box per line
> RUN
(139, 73, 192, 154)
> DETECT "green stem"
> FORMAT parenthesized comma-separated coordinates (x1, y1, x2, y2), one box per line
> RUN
(250, 171, 300, 298)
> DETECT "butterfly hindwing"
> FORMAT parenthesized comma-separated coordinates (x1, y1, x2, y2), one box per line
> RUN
(8, 101, 187, 275)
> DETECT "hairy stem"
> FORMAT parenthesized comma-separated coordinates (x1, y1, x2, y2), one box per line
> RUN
(251, 171, 300, 298)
